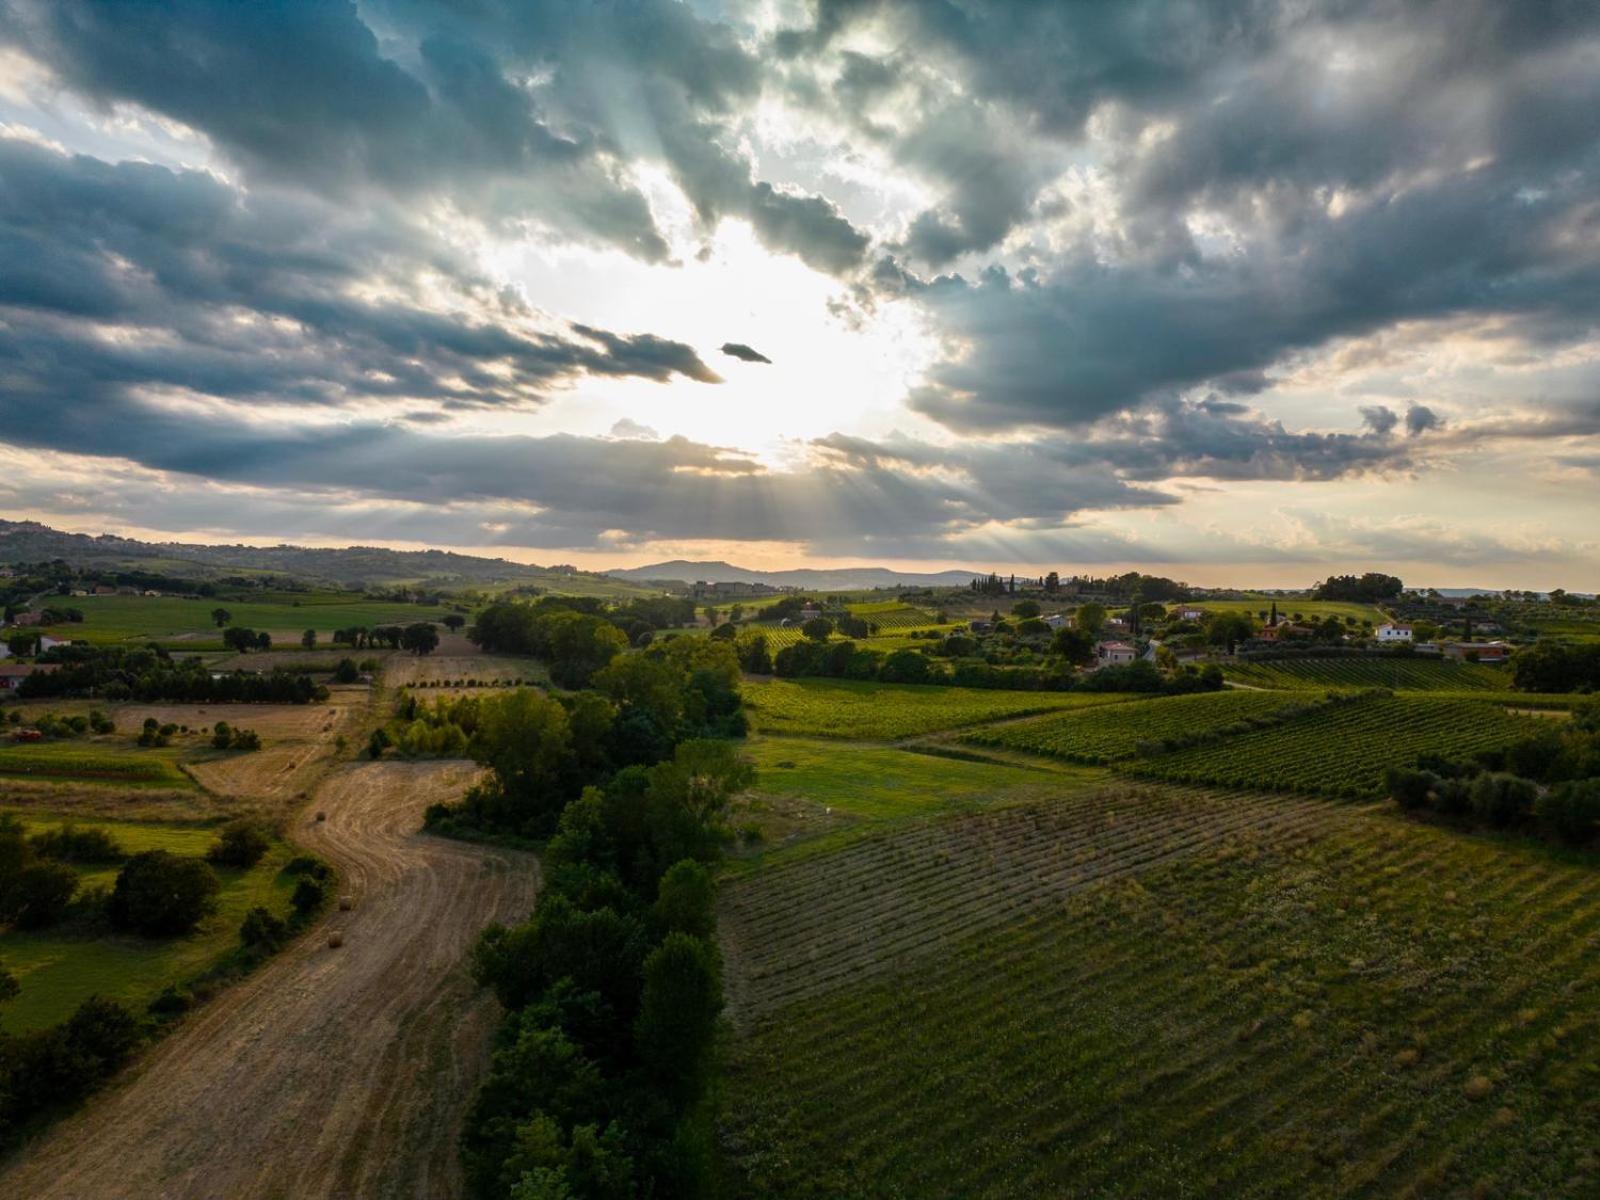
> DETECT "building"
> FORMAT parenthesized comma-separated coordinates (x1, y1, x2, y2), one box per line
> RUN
(967, 619, 993, 633)
(1096, 640, 1137, 667)
(38, 634, 69, 652)
(1042, 613, 1067, 630)
(1375, 622, 1413, 643)
(1177, 607, 1207, 622)
(1442, 640, 1510, 664)
(798, 605, 824, 623)
(92, 585, 117, 596)
(9, 611, 41, 627)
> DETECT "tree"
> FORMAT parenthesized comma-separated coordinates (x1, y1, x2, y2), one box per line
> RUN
(8, 630, 39, 657)
(801, 617, 833, 642)
(1011, 600, 1041, 618)
(333, 657, 361, 684)
(0, 956, 18, 1008)
(211, 608, 232, 628)
(634, 932, 722, 1104)
(207, 820, 270, 868)
(655, 859, 716, 939)
(1204, 612, 1255, 653)
(109, 850, 221, 936)
(255, 630, 272, 651)
(1074, 603, 1106, 637)
(1051, 627, 1096, 666)
(401, 622, 441, 656)
(443, 613, 467, 633)
(223, 626, 257, 652)
(1, 861, 78, 929)
(301, 628, 317, 649)
(1044, 571, 1060, 594)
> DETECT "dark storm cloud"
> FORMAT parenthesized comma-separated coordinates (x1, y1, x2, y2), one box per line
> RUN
(720, 343, 772, 365)
(0, 138, 717, 411)
(2, 0, 871, 274)
(1406, 406, 1442, 437)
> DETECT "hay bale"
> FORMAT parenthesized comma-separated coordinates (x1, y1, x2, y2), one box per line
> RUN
(338, 895, 354, 911)
(327, 931, 344, 949)
(315, 811, 327, 822)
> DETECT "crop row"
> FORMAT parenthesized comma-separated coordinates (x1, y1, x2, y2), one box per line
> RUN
(720, 781, 1340, 1019)
(739, 678, 1135, 740)
(0, 744, 186, 786)
(722, 797, 1600, 1198)
(1125, 695, 1542, 797)
(1223, 657, 1510, 692)
(960, 689, 1314, 764)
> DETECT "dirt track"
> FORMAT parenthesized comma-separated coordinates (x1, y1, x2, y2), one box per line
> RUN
(0, 760, 539, 1200)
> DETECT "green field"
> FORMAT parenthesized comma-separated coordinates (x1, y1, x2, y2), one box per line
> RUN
(1225, 657, 1511, 692)
(37, 593, 460, 645)
(962, 689, 1314, 764)
(0, 811, 296, 1031)
(721, 785, 1600, 1198)
(0, 741, 193, 788)
(742, 678, 1137, 740)
(1127, 695, 1546, 797)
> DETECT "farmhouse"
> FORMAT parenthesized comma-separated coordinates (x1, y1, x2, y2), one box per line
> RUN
(38, 634, 69, 652)
(9, 611, 41, 627)
(1042, 613, 1067, 630)
(1375, 622, 1413, 643)
(798, 605, 824, 623)
(1096, 641, 1137, 667)
(1177, 607, 1207, 621)
(968, 619, 993, 633)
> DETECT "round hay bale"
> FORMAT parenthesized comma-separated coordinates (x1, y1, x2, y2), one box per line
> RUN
(315, 811, 327, 822)
(327, 931, 344, 949)
(338, 895, 354, 911)
(1463, 1075, 1493, 1101)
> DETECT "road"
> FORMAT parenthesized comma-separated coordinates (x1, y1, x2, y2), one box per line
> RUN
(0, 760, 539, 1200)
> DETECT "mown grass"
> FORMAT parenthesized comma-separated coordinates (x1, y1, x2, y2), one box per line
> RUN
(1225, 657, 1511, 692)
(1193, 596, 1390, 625)
(42, 593, 460, 645)
(963, 689, 1311, 764)
(722, 791, 1600, 1198)
(0, 811, 296, 1032)
(0, 741, 194, 789)
(741, 678, 1138, 740)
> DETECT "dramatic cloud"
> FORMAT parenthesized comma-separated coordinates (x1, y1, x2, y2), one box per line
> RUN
(720, 343, 772, 365)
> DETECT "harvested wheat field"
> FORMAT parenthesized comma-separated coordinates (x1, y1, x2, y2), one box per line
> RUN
(0, 760, 540, 1200)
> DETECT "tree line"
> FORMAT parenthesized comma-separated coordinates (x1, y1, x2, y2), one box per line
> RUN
(19, 646, 327, 704)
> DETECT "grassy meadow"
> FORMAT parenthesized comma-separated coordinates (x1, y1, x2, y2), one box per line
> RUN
(0, 810, 296, 1032)
(0, 741, 194, 789)
(40, 592, 461, 645)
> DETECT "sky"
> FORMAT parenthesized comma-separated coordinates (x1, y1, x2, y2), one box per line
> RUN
(0, 0, 1597, 589)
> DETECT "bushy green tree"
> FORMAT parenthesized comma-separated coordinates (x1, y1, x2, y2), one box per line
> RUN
(109, 851, 220, 936)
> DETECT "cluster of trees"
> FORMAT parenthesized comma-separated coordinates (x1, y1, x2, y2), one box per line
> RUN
(4, 709, 114, 737)
(209, 721, 262, 751)
(330, 622, 447, 653)
(469, 600, 635, 688)
(20, 647, 327, 704)
(1312, 573, 1404, 602)
(0, 988, 141, 1149)
(222, 627, 273, 652)
(461, 738, 751, 1196)
(1512, 643, 1600, 694)
(1386, 702, 1600, 845)
(422, 637, 746, 840)
(767, 636, 1223, 696)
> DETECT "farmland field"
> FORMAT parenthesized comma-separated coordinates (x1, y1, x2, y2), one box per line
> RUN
(1189, 596, 1390, 625)
(962, 689, 1313, 764)
(721, 786, 1600, 1198)
(1224, 657, 1510, 692)
(1127, 694, 1546, 797)
(36, 593, 462, 645)
(741, 677, 1138, 739)
(0, 740, 192, 788)
(0, 810, 295, 1032)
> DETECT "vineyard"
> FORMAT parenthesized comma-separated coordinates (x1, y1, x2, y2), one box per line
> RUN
(722, 789, 1600, 1198)
(1126, 695, 1544, 797)
(961, 689, 1312, 764)
(741, 678, 1136, 740)
(846, 601, 944, 631)
(1224, 657, 1511, 692)
(0, 743, 192, 788)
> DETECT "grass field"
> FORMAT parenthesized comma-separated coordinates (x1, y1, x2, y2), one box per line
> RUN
(721, 785, 1600, 1198)
(1127, 694, 1546, 797)
(962, 689, 1313, 764)
(39, 593, 461, 645)
(741, 678, 1137, 740)
(0, 741, 193, 788)
(1225, 657, 1511, 692)
(0, 811, 296, 1032)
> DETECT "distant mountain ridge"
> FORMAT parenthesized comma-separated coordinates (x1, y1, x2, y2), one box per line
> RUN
(0, 520, 639, 591)
(606, 559, 981, 590)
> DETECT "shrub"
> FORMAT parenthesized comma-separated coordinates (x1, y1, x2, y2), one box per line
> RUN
(211, 721, 232, 749)
(1469, 773, 1538, 828)
(108, 851, 221, 936)
(147, 985, 192, 1018)
(30, 823, 123, 864)
(1535, 779, 1600, 845)
(291, 876, 327, 919)
(239, 906, 288, 952)
(655, 860, 716, 940)
(1385, 767, 1439, 811)
(207, 820, 270, 869)
(1434, 777, 1473, 816)
(2, 861, 79, 929)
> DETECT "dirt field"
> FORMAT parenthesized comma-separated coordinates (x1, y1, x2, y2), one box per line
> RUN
(0, 760, 540, 1199)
